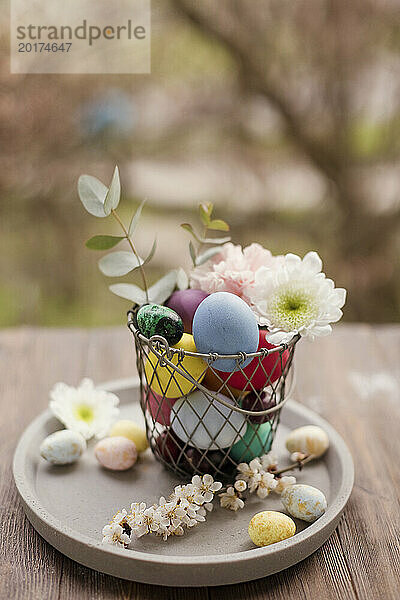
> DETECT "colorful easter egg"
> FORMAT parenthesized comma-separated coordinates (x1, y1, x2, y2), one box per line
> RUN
(109, 420, 149, 453)
(171, 391, 246, 450)
(281, 484, 327, 522)
(202, 367, 248, 400)
(229, 421, 272, 462)
(154, 429, 184, 464)
(166, 289, 209, 333)
(248, 511, 296, 547)
(217, 329, 289, 391)
(94, 436, 137, 470)
(143, 388, 177, 426)
(137, 303, 184, 345)
(240, 389, 277, 424)
(285, 425, 329, 458)
(180, 447, 227, 475)
(40, 430, 86, 465)
(192, 292, 259, 372)
(144, 333, 206, 398)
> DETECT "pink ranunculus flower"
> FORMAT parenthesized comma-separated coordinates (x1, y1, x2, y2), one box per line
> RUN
(190, 243, 279, 302)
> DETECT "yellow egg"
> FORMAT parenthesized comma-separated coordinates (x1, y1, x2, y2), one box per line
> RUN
(248, 511, 296, 547)
(144, 333, 206, 398)
(110, 420, 149, 453)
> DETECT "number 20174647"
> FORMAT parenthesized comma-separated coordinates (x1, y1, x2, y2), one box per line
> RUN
(18, 42, 72, 53)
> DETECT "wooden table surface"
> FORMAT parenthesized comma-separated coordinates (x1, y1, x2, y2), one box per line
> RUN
(1, 324, 399, 599)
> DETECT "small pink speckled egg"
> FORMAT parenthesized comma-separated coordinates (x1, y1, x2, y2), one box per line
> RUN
(94, 436, 137, 471)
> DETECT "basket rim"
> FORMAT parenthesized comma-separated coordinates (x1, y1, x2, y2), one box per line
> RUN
(127, 308, 300, 361)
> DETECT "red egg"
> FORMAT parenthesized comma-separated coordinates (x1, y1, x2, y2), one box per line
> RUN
(216, 330, 289, 391)
(143, 388, 177, 426)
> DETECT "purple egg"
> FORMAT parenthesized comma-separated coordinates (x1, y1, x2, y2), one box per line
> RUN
(166, 289, 209, 333)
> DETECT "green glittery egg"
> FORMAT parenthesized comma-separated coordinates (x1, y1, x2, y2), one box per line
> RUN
(137, 303, 184, 345)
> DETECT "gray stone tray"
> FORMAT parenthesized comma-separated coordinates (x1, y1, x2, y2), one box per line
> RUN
(13, 377, 354, 587)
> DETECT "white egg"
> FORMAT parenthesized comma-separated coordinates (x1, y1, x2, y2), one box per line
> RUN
(171, 391, 246, 449)
(285, 425, 329, 458)
(40, 430, 86, 465)
(281, 484, 327, 522)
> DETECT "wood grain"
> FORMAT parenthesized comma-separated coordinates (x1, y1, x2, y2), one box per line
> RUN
(1, 325, 399, 599)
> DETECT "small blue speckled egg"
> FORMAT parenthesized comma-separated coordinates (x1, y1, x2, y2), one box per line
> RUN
(40, 430, 86, 465)
(281, 484, 327, 522)
(230, 421, 272, 462)
(192, 292, 259, 372)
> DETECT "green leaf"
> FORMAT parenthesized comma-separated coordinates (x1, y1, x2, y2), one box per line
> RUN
(189, 241, 196, 266)
(98, 251, 143, 277)
(199, 204, 211, 227)
(77, 175, 108, 217)
(200, 235, 231, 245)
(208, 219, 230, 231)
(181, 223, 201, 242)
(85, 235, 124, 250)
(104, 166, 121, 215)
(148, 271, 177, 304)
(109, 283, 147, 304)
(129, 198, 147, 236)
(143, 238, 157, 265)
(195, 246, 222, 266)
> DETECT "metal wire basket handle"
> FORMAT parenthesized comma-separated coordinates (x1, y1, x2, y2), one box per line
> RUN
(127, 310, 297, 417)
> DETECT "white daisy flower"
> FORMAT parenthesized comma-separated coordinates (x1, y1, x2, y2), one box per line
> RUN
(245, 251, 346, 345)
(102, 523, 131, 548)
(219, 487, 245, 511)
(49, 378, 120, 440)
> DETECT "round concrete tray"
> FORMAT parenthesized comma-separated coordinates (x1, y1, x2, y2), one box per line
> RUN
(13, 377, 354, 587)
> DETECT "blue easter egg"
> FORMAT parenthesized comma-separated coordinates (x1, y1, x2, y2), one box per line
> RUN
(229, 421, 272, 462)
(192, 292, 259, 372)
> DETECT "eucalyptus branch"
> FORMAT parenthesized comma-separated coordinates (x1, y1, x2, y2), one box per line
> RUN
(111, 209, 149, 302)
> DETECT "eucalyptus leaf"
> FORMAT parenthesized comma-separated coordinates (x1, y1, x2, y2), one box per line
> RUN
(104, 166, 121, 215)
(189, 241, 196, 266)
(148, 271, 177, 304)
(208, 219, 230, 232)
(129, 198, 147, 236)
(181, 223, 201, 242)
(85, 235, 124, 250)
(199, 204, 211, 227)
(176, 267, 189, 290)
(98, 251, 143, 277)
(109, 283, 147, 304)
(201, 202, 213, 217)
(195, 246, 222, 266)
(77, 175, 108, 217)
(200, 235, 231, 245)
(143, 238, 157, 265)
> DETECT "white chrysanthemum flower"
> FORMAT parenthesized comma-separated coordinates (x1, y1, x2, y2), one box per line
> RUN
(102, 523, 131, 548)
(274, 476, 297, 495)
(219, 487, 245, 511)
(245, 252, 346, 345)
(49, 378, 120, 440)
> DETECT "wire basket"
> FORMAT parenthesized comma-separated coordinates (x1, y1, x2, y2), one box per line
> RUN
(127, 308, 298, 479)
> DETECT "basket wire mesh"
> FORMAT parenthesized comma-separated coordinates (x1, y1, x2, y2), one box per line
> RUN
(127, 308, 298, 479)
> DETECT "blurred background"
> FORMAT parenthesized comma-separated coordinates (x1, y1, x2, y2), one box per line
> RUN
(1, 0, 400, 327)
